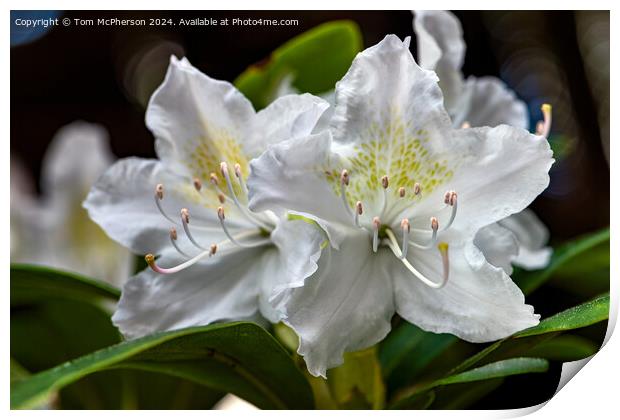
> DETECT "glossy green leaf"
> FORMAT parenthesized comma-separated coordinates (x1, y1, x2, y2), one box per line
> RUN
(235, 20, 362, 109)
(11, 322, 313, 410)
(515, 228, 609, 295)
(515, 293, 609, 338)
(11, 264, 120, 305)
(428, 378, 504, 409)
(449, 294, 609, 375)
(390, 358, 548, 409)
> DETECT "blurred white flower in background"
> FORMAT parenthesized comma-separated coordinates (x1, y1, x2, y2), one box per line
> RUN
(10, 121, 133, 286)
(413, 10, 552, 271)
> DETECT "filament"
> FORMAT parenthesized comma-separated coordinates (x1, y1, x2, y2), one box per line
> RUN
(217, 207, 271, 248)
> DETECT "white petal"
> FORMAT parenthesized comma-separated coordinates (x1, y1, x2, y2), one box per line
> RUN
(413, 10, 466, 111)
(260, 218, 325, 322)
(452, 76, 529, 130)
(499, 209, 552, 269)
(112, 247, 267, 338)
(41, 121, 115, 199)
(84, 157, 223, 255)
(330, 34, 452, 148)
(276, 231, 394, 378)
(245, 93, 330, 157)
(474, 223, 519, 275)
(146, 56, 255, 176)
(247, 131, 351, 227)
(399, 125, 554, 235)
(393, 235, 539, 342)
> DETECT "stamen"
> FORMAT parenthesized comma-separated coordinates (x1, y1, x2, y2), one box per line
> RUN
(384, 236, 450, 289)
(181, 208, 207, 250)
(400, 219, 410, 259)
(399, 187, 406, 198)
(218, 193, 226, 204)
(234, 163, 249, 195)
(372, 216, 381, 253)
(154, 184, 177, 225)
(169, 227, 189, 257)
(461, 121, 471, 129)
(340, 169, 353, 217)
(145, 247, 215, 274)
(209, 172, 219, 186)
(354, 201, 363, 227)
(536, 104, 552, 138)
(440, 191, 458, 232)
(217, 206, 271, 248)
(409, 216, 439, 250)
(193, 178, 202, 192)
(220, 162, 271, 230)
(414, 183, 421, 196)
(380, 175, 389, 217)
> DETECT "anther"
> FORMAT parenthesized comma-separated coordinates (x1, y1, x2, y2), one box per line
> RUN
(155, 184, 164, 200)
(461, 121, 471, 129)
(233, 162, 249, 195)
(193, 178, 202, 192)
(536, 103, 552, 138)
(210, 243, 217, 255)
(217, 206, 225, 220)
(169, 227, 189, 257)
(218, 193, 226, 204)
(354, 201, 363, 228)
(209, 172, 219, 186)
(181, 208, 190, 224)
(234, 163, 242, 178)
(431, 216, 439, 231)
(399, 187, 406, 198)
(372, 217, 381, 253)
(339, 169, 353, 217)
(220, 161, 229, 178)
(414, 183, 421, 195)
(381, 175, 389, 189)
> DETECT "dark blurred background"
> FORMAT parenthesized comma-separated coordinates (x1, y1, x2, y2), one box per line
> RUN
(10, 10, 610, 241)
(10, 10, 610, 410)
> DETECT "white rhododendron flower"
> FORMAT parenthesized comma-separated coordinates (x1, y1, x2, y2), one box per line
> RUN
(413, 10, 552, 271)
(84, 56, 329, 338)
(247, 35, 554, 377)
(11, 122, 133, 286)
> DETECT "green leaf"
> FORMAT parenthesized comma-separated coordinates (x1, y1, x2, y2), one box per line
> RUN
(520, 335, 598, 362)
(11, 265, 224, 409)
(515, 293, 609, 338)
(235, 20, 363, 109)
(11, 322, 313, 410)
(390, 358, 548, 409)
(328, 347, 385, 409)
(449, 294, 609, 375)
(11, 264, 120, 305)
(515, 228, 609, 295)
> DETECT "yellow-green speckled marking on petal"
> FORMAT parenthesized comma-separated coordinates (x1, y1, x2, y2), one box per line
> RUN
(326, 112, 453, 206)
(182, 128, 250, 209)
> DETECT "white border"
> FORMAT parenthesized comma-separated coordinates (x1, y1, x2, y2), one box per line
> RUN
(3, 1, 616, 418)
